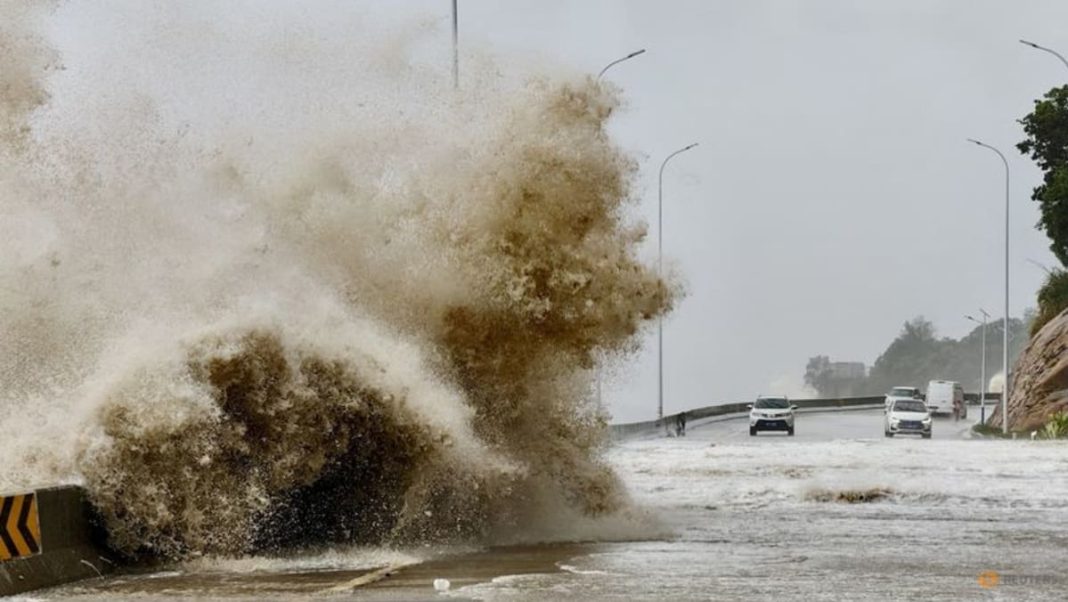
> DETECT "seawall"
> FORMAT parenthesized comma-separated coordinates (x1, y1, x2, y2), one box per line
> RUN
(0, 486, 113, 596)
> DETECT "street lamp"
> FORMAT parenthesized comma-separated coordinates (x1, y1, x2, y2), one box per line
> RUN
(657, 142, 698, 422)
(1020, 39, 1068, 72)
(597, 49, 646, 82)
(451, 0, 459, 88)
(967, 138, 1011, 434)
(966, 309, 991, 425)
(594, 47, 644, 410)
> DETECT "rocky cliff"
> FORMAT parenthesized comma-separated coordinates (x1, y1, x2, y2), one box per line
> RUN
(992, 309, 1068, 432)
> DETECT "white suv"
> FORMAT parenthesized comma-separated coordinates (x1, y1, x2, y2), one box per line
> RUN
(884, 398, 932, 438)
(749, 396, 796, 436)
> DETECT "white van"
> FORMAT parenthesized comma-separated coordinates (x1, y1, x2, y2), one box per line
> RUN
(925, 380, 966, 418)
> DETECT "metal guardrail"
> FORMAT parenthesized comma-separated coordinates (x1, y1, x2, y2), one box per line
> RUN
(609, 396, 884, 440)
(965, 392, 1002, 404)
(610, 392, 1004, 441)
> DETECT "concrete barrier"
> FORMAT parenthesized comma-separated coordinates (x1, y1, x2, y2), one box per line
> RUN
(0, 486, 113, 596)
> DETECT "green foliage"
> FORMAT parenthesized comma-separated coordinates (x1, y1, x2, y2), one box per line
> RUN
(805, 315, 1032, 397)
(1018, 85, 1068, 266)
(878, 317, 938, 363)
(867, 315, 1030, 395)
(866, 317, 944, 394)
(1031, 269, 1068, 336)
(1039, 412, 1068, 439)
(972, 422, 1011, 438)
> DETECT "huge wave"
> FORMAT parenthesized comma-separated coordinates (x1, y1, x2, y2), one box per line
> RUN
(0, 2, 676, 558)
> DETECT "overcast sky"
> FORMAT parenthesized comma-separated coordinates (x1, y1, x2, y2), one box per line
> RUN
(417, 0, 1068, 422)
(50, 1, 1068, 423)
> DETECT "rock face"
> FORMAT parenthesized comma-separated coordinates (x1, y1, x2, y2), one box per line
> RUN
(992, 309, 1068, 432)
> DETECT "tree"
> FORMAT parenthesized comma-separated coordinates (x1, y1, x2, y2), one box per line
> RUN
(802, 315, 1034, 398)
(804, 355, 832, 396)
(1032, 269, 1068, 335)
(1017, 85, 1068, 266)
(867, 317, 944, 394)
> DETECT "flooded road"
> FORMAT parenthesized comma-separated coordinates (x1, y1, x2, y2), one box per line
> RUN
(35, 409, 1068, 601)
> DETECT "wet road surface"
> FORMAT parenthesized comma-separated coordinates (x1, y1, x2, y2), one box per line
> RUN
(36, 408, 1068, 601)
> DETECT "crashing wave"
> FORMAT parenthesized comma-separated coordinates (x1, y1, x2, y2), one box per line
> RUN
(0, 2, 677, 558)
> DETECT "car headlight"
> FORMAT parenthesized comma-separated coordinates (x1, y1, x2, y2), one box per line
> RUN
(922, 417, 932, 424)
(889, 418, 900, 425)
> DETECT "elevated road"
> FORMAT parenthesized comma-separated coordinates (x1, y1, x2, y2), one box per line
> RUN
(686, 407, 982, 442)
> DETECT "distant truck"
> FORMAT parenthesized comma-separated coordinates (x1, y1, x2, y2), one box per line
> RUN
(925, 380, 966, 418)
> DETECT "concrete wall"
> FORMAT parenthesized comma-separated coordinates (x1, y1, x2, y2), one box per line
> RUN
(0, 486, 113, 597)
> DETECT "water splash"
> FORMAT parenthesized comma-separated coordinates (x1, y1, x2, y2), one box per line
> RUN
(0, 3, 677, 558)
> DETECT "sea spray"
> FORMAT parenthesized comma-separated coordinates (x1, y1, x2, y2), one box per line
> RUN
(0, 3, 677, 558)
(77, 312, 515, 557)
(0, 0, 54, 152)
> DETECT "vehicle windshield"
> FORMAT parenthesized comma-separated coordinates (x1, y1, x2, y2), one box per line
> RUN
(889, 388, 917, 397)
(755, 398, 789, 409)
(893, 400, 927, 413)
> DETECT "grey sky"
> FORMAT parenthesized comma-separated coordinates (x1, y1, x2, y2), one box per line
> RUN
(433, 0, 1068, 422)
(50, 1, 1068, 423)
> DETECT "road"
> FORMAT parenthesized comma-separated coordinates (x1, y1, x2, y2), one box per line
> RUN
(44, 409, 1068, 601)
(686, 405, 980, 442)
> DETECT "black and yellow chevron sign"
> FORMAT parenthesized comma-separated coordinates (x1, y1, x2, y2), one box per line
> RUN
(0, 493, 41, 561)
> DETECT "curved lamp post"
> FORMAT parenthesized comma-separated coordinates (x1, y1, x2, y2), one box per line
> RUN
(451, 0, 459, 88)
(597, 49, 646, 81)
(657, 143, 698, 422)
(594, 48, 644, 409)
(1020, 39, 1068, 72)
(967, 138, 1011, 434)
